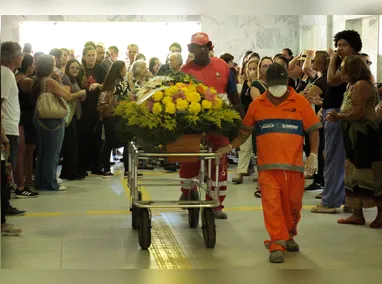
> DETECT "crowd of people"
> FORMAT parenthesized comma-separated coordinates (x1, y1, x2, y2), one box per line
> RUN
(1, 29, 382, 263)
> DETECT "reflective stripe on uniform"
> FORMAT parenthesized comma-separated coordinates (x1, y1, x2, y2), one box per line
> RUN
(258, 164, 304, 173)
(255, 119, 304, 137)
(264, 240, 286, 249)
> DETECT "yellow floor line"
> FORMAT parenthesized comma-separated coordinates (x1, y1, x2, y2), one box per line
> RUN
(119, 170, 192, 269)
(23, 212, 64, 217)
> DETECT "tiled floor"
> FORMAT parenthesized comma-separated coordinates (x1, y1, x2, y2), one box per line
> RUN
(1, 163, 382, 269)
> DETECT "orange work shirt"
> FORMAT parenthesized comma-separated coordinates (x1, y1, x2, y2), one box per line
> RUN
(243, 87, 322, 173)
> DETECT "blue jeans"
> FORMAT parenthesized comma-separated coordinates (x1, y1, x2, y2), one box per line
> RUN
(34, 118, 65, 190)
(321, 108, 346, 208)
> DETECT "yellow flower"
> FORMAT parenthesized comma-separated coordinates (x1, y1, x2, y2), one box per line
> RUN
(152, 102, 163, 115)
(176, 98, 188, 111)
(162, 96, 173, 105)
(175, 82, 187, 88)
(186, 84, 197, 93)
(165, 102, 176, 114)
(188, 102, 201, 114)
(164, 86, 179, 96)
(185, 91, 201, 103)
(152, 91, 163, 101)
(202, 100, 212, 109)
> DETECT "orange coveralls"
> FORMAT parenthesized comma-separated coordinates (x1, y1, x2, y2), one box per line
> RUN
(242, 88, 322, 252)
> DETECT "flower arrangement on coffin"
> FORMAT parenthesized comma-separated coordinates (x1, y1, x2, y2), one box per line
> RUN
(114, 71, 242, 158)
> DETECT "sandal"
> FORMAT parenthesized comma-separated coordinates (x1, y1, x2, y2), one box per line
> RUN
(311, 204, 338, 214)
(232, 175, 243, 184)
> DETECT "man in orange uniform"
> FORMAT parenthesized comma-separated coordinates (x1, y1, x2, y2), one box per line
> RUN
(179, 32, 245, 219)
(217, 63, 321, 263)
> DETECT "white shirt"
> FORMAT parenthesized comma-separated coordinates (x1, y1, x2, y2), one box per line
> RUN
(1, 66, 20, 136)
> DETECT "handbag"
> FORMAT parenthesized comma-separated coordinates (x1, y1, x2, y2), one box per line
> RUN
(35, 79, 68, 119)
(97, 90, 117, 119)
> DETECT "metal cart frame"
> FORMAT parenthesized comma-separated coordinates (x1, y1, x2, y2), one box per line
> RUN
(127, 141, 221, 250)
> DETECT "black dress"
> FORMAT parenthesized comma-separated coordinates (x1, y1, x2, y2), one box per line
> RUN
(78, 64, 107, 174)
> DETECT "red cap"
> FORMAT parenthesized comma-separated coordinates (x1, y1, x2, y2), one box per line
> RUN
(188, 32, 213, 48)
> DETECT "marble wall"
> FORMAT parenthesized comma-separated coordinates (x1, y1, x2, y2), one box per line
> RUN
(300, 15, 380, 82)
(200, 15, 300, 60)
(299, 15, 328, 52)
(1, 15, 300, 62)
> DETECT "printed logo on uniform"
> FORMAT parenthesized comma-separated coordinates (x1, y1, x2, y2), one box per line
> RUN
(255, 119, 304, 137)
(282, 124, 299, 130)
(216, 72, 221, 78)
(260, 123, 274, 130)
(282, 108, 296, 112)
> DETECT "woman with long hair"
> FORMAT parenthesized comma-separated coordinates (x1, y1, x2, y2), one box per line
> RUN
(31, 55, 86, 191)
(302, 51, 330, 193)
(148, 57, 160, 76)
(99, 61, 128, 176)
(232, 58, 259, 184)
(13, 54, 39, 198)
(326, 55, 381, 227)
(60, 59, 87, 180)
(78, 46, 108, 175)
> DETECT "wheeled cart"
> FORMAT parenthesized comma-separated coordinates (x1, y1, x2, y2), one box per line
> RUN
(127, 142, 221, 250)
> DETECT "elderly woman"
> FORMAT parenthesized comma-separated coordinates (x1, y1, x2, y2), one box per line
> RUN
(127, 60, 152, 91)
(168, 52, 183, 72)
(127, 60, 154, 170)
(326, 55, 382, 228)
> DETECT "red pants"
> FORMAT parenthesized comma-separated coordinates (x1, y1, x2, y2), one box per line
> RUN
(258, 170, 305, 252)
(179, 134, 228, 210)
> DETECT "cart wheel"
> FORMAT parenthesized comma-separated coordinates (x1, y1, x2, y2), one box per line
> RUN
(131, 191, 142, 230)
(138, 208, 151, 250)
(188, 190, 200, 228)
(201, 208, 216, 248)
(188, 208, 200, 228)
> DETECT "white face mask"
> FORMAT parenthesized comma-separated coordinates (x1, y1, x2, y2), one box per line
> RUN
(268, 85, 287, 98)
